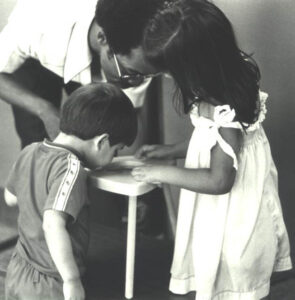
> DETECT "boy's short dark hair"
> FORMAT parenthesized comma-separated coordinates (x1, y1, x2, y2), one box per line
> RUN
(95, 0, 165, 55)
(60, 83, 137, 146)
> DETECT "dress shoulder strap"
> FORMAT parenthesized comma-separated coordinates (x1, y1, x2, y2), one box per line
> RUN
(212, 90, 269, 131)
(212, 105, 239, 169)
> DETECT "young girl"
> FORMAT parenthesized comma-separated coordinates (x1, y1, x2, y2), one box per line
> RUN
(132, 1, 292, 299)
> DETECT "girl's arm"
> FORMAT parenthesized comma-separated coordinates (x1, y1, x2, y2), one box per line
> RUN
(132, 127, 241, 195)
(135, 139, 190, 160)
(43, 210, 85, 300)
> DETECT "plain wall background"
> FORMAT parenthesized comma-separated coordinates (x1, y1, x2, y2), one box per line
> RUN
(160, 0, 295, 261)
(0, 0, 20, 187)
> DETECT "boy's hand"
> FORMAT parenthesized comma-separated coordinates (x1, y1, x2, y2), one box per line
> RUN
(131, 164, 163, 184)
(63, 278, 85, 300)
(135, 144, 175, 160)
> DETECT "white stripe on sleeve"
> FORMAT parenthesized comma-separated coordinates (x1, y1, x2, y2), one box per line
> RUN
(53, 154, 80, 211)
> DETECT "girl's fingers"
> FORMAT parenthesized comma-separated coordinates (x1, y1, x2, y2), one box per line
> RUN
(132, 173, 144, 182)
(135, 145, 157, 159)
(131, 168, 137, 176)
(131, 167, 142, 176)
(134, 148, 145, 159)
(132, 167, 146, 181)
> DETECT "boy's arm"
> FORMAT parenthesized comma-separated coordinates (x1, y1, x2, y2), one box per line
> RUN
(4, 188, 17, 207)
(43, 209, 85, 300)
(44, 155, 87, 299)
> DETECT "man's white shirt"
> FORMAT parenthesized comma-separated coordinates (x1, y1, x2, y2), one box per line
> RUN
(0, 0, 150, 107)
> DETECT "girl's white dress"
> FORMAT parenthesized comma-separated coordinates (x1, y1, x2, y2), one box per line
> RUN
(169, 92, 292, 300)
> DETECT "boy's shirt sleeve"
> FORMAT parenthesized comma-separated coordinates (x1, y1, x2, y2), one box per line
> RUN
(44, 154, 88, 222)
(5, 143, 36, 196)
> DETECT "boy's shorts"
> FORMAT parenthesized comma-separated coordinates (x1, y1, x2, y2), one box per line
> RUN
(5, 251, 64, 300)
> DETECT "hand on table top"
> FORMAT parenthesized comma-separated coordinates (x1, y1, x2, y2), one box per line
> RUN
(131, 164, 165, 184)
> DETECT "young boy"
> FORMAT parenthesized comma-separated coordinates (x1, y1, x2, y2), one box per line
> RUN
(4, 83, 137, 300)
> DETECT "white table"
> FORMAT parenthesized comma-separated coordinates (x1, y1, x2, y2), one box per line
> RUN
(88, 157, 156, 299)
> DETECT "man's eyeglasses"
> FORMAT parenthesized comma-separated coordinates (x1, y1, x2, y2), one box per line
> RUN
(112, 52, 162, 87)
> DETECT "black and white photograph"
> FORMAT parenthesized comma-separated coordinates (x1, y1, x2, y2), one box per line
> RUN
(0, 0, 294, 299)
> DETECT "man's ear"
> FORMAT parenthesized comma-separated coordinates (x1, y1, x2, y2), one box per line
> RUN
(94, 133, 109, 150)
(97, 29, 107, 45)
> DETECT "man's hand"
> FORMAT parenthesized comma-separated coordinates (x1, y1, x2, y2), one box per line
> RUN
(39, 104, 60, 140)
(63, 278, 85, 300)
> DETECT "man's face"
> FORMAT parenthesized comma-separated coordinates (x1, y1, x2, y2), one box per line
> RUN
(100, 45, 161, 89)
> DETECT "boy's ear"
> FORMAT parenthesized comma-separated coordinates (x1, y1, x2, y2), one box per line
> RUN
(94, 133, 109, 150)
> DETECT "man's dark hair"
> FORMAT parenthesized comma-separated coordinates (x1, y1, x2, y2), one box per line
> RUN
(60, 83, 137, 146)
(95, 0, 165, 55)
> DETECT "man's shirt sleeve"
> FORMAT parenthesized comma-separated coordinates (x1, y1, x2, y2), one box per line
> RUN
(45, 154, 88, 222)
(0, 1, 35, 73)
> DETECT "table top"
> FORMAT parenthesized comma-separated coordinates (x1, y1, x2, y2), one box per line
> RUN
(88, 156, 156, 196)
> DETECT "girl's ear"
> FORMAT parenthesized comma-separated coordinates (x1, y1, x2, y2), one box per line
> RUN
(95, 133, 109, 150)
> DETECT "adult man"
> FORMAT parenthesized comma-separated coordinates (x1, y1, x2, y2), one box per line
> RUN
(0, 0, 163, 147)
(0, 0, 166, 234)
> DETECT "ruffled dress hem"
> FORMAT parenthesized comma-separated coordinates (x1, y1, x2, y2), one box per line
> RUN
(273, 256, 292, 272)
(169, 278, 271, 300)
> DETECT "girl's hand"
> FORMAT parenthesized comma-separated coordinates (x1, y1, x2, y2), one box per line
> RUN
(135, 144, 176, 160)
(131, 165, 163, 184)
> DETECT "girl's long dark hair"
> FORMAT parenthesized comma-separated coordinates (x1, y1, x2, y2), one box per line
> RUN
(143, 0, 260, 124)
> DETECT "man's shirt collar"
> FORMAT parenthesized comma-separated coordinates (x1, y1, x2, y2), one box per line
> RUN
(64, 8, 95, 84)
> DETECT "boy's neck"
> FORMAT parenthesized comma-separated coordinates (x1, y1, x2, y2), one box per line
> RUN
(53, 132, 86, 159)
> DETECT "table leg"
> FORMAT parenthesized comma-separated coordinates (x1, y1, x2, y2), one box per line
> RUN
(125, 196, 137, 299)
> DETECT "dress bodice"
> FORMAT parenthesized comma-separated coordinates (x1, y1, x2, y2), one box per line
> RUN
(188, 91, 269, 169)
(189, 91, 268, 131)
